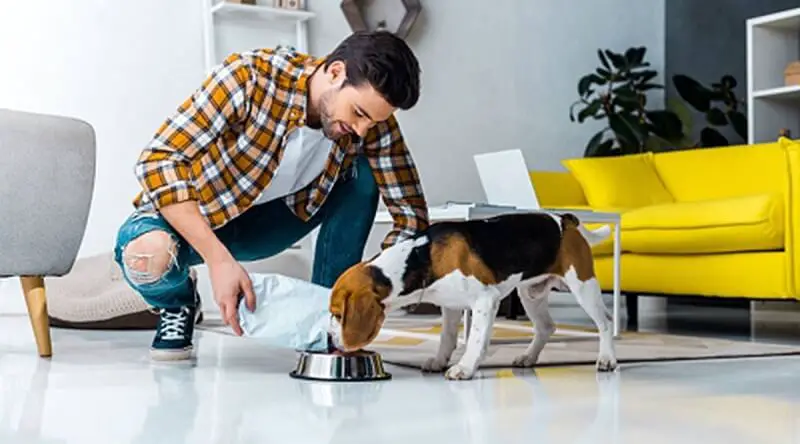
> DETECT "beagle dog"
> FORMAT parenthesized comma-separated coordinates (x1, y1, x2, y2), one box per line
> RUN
(329, 211, 617, 380)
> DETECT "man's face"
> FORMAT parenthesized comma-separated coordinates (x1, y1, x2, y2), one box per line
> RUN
(316, 61, 396, 140)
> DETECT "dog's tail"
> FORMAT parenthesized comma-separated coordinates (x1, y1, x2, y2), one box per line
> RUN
(560, 213, 612, 246)
(579, 224, 612, 246)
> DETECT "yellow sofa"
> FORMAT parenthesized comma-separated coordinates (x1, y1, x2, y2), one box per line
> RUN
(530, 137, 800, 302)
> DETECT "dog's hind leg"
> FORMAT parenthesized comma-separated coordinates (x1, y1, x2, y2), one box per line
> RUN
(422, 308, 462, 372)
(512, 281, 556, 368)
(565, 270, 617, 372)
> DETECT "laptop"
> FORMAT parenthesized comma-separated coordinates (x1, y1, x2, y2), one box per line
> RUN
(473, 149, 541, 210)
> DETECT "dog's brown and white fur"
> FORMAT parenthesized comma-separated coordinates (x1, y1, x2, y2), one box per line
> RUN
(329, 212, 617, 380)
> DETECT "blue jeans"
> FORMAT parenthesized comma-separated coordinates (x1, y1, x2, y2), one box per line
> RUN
(113, 156, 379, 309)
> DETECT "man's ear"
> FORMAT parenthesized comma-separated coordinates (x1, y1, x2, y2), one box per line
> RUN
(325, 60, 346, 84)
(340, 290, 385, 351)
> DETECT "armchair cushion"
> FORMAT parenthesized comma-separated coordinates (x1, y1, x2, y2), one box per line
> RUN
(0, 109, 96, 277)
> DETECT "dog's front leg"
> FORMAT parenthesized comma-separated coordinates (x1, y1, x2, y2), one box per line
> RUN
(422, 308, 462, 372)
(445, 290, 500, 381)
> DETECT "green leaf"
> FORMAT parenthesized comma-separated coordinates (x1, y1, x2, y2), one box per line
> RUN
(646, 110, 685, 143)
(596, 68, 612, 79)
(721, 75, 737, 89)
(569, 100, 581, 122)
(605, 50, 627, 70)
(619, 140, 642, 155)
(598, 49, 611, 70)
(578, 73, 605, 97)
(700, 127, 729, 147)
(578, 100, 603, 123)
(613, 85, 640, 103)
(634, 70, 658, 83)
(625, 47, 646, 66)
(667, 97, 694, 140)
(578, 75, 593, 97)
(673, 74, 712, 112)
(593, 140, 616, 157)
(645, 133, 680, 152)
(640, 83, 664, 91)
(612, 96, 640, 113)
(706, 107, 728, 126)
(609, 112, 646, 147)
(584, 130, 607, 157)
(727, 109, 747, 141)
(597, 140, 616, 156)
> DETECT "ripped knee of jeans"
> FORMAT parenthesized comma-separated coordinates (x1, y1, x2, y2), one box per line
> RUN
(121, 231, 179, 285)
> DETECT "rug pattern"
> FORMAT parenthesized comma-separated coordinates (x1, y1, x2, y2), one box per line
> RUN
(367, 317, 800, 369)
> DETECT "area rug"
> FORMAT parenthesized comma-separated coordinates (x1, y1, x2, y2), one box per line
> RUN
(368, 317, 800, 369)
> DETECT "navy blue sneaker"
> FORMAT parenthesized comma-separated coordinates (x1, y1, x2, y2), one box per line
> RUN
(150, 278, 203, 361)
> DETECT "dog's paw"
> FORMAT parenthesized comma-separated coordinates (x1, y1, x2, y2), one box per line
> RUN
(596, 356, 618, 372)
(421, 356, 449, 373)
(444, 364, 476, 380)
(511, 353, 538, 368)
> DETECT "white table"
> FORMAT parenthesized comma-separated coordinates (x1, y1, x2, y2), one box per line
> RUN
(374, 203, 623, 338)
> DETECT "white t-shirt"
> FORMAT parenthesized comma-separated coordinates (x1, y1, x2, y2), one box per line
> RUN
(252, 125, 334, 205)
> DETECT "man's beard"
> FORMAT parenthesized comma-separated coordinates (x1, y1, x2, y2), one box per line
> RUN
(318, 91, 338, 139)
(320, 111, 336, 139)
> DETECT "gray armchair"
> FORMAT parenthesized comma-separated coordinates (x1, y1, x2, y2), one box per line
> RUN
(0, 108, 96, 357)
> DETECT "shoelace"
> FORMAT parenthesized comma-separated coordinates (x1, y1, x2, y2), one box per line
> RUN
(159, 308, 190, 341)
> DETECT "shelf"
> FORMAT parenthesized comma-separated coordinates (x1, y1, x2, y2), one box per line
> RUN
(748, 7, 800, 30)
(753, 85, 800, 101)
(211, 2, 315, 22)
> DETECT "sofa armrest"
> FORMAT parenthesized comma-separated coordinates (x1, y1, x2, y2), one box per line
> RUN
(529, 171, 588, 208)
(784, 141, 800, 295)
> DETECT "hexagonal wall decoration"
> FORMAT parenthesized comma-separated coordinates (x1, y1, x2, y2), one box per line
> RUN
(340, 0, 421, 40)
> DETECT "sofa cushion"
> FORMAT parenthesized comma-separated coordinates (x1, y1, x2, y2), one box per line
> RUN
(529, 171, 587, 207)
(621, 194, 784, 254)
(562, 152, 674, 210)
(651, 140, 790, 203)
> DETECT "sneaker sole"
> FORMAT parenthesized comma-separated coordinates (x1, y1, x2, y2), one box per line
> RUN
(150, 347, 193, 361)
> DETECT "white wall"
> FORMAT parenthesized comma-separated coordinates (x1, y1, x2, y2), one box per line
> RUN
(0, 0, 664, 268)
(0, 0, 207, 260)
(308, 0, 666, 205)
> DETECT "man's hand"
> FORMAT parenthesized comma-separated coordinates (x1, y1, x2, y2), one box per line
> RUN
(208, 258, 257, 336)
(158, 201, 257, 335)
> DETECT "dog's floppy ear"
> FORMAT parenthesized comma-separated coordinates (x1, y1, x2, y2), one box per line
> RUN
(332, 287, 385, 351)
(330, 263, 391, 351)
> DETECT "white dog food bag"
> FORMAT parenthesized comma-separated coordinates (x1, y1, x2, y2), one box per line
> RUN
(238, 273, 333, 352)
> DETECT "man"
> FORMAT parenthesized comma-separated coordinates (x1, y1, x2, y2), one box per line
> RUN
(114, 31, 429, 361)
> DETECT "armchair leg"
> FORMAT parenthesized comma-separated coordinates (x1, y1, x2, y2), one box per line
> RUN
(19, 276, 52, 358)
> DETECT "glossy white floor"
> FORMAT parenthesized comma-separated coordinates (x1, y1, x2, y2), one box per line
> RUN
(1, 312, 799, 444)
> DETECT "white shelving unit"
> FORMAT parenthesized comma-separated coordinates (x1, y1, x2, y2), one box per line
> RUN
(201, 0, 315, 73)
(747, 7, 800, 143)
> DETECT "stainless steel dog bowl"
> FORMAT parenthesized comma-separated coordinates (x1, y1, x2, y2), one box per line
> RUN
(289, 350, 392, 382)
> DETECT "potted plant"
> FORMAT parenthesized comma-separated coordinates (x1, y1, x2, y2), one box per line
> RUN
(570, 47, 686, 157)
(671, 74, 748, 147)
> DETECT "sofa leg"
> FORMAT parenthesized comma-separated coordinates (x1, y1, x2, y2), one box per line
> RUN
(626, 293, 639, 329)
(20, 276, 52, 358)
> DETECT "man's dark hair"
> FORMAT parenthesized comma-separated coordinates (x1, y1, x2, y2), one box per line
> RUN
(324, 30, 421, 110)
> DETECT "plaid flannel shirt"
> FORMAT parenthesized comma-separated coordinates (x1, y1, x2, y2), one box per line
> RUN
(132, 47, 429, 248)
